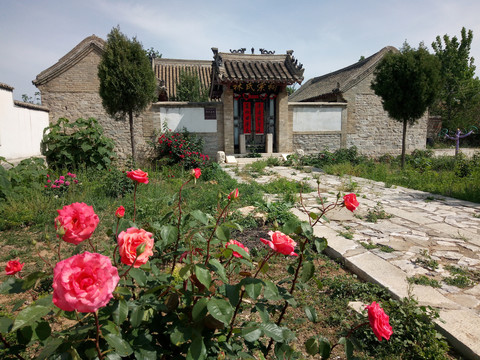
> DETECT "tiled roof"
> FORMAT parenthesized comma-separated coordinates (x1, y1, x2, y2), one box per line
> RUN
(211, 48, 304, 85)
(33, 35, 105, 86)
(289, 46, 397, 102)
(153, 58, 212, 100)
(0, 82, 14, 91)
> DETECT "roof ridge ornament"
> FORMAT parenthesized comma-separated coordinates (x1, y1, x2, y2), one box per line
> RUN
(230, 48, 246, 54)
(259, 48, 275, 55)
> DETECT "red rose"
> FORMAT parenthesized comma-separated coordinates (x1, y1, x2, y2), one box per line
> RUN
(5, 259, 24, 275)
(127, 169, 149, 184)
(228, 188, 239, 200)
(366, 301, 393, 341)
(117, 227, 154, 268)
(260, 231, 298, 256)
(191, 168, 201, 179)
(115, 206, 125, 218)
(55, 202, 99, 245)
(343, 193, 359, 212)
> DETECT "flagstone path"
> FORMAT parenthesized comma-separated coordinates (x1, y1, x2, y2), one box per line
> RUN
(222, 163, 480, 360)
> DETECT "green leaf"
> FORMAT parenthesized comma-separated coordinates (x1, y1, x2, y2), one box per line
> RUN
(112, 299, 129, 325)
(194, 264, 211, 288)
(301, 261, 315, 283)
(114, 287, 132, 296)
(129, 268, 147, 286)
(300, 222, 313, 239)
(260, 323, 284, 342)
(318, 336, 332, 358)
(242, 326, 262, 342)
(160, 225, 178, 246)
(170, 326, 192, 346)
(186, 336, 206, 360)
(192, 298, 208, 322)
(263, 280, 282, 301)
(33, 321, 51, 341)
(304, 306, 318, 323)
(207, 298, 233, 326)
(22, 271, 49, 290)
(191, 210, 209, 225)
(134, 349, 157, 360)
(305, 336, 319, 355)
(308, 212, 318, 220)
(0, 277, 24, 294)
(0, 316, 13, 333)
(208, 259, 227, 283)
(282, 218, 300, 235)
(130, 305, 145, 328)
(104, 333, 134, 356)
(12, 303, 52, 331)
(243, 278, 263, 300)
(215, 224, 230, 242)
(36, 337, 64, 359)
(314, 237, 328, 252)
(227, 244, 251, 260)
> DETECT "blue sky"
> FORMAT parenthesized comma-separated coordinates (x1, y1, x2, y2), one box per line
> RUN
(1, 0, 480, 100)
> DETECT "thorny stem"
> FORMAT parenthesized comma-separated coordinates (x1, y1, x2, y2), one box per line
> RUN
(226, 251, 275, 341)
(93, 311, 104, 360)
(35, 246, 54, 270)
(204, 198, 233, 266)
(132, 183, 138, 223)
(112, 218, 121, 267)
(88, 238, 96, 252)
(171, 178, 191, 273)
(120, 253, 140, 279)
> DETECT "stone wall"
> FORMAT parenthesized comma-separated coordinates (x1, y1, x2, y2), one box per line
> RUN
(37, 50, 152, 162)
(343, 72, 427, 156)
(293, 133, 341, 152)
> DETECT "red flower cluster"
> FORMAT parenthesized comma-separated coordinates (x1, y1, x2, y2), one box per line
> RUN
(157, 131, 209, 169)
(44, 172, 79, 193)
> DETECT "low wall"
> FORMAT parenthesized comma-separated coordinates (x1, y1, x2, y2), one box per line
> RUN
(0, 83, 49, 160)
(289, 102, 347, 152)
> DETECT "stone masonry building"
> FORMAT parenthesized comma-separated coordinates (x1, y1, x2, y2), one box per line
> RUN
(33, 36, 427, 161)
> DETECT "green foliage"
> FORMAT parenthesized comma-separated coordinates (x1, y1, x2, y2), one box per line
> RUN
(431, 27, 480, 131)
(98, 26, 156, 159)
(407, 275, 441, 288)
(152, 126, 209, 169)
(174, 70, 209, 102)
(354, 298, 450, 360)
(41, 117, 116, 170)
(300, 146, 366, 168)
(365, 202, 392, 223)
(371, 42, 440, 167)
(101, 168, 135, 198)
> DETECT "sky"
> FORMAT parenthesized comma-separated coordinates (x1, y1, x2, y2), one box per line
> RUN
(1, 0, 480, 101)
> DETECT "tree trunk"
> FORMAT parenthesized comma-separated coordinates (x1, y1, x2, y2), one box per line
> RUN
(401, 119, 408, 169)
(129, 110, 136, 162)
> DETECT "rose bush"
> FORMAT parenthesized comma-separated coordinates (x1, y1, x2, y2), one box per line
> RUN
(55, 202, 99, 244)
(52, 251, 119, 313)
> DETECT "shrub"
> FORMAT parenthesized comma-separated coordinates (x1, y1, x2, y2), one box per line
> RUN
(41, 117, 116, 170)
(152, 126, 209, 169)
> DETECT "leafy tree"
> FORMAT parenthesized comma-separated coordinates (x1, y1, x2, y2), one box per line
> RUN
(431, 27, 480, 132)
(175, 70, 209, 102)
(98, 26, 157, 161)
(371, 42, 440, 168)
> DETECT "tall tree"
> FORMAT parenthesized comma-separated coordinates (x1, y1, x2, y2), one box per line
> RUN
(98, 26, 157, 161)
(175, 70, 208, 102)
(431, 27, 480, 132)
(371, 42, 440, 168)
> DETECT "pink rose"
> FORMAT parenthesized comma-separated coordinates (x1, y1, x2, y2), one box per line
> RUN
(55, 202, 99, 245)
(366, 301, 393, 341)
(127, 169, 149, 184)
(225, 239, 249, 258)
(260, 231, 298, 256)
(52, 252, 119, 313)
(343, 193, 359, 212)
(5, 259, 24, 275)
(228, 188, 239, 200)
(115, 206, 125, 218)
(191, 168, 201, 179)
(117, 227, 154, 268)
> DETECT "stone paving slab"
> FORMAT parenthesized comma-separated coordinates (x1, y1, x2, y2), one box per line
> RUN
(222, 164, 480, 360)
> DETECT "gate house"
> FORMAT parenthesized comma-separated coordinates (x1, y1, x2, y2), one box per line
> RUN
(210, 48, 304, 154)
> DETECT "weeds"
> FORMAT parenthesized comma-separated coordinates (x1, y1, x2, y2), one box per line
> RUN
(365, 202, 392, 223)
(407, 275, 441, 288)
